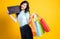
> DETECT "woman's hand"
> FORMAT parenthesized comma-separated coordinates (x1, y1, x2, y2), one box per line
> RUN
(35, 13, 42, 20)
(28, 14, 34, 24)
(28, 13, 42, 24)
(7, 10, 17, 22)
(9, 15, 17, 22)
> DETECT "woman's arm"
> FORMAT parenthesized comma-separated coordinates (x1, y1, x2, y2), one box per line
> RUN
(28, 13, 42, 23)
(25, 12, 33, 24)
(28, 14, 34, 24)
(9, 15, 17, 22)
(7, 10, 17, 22)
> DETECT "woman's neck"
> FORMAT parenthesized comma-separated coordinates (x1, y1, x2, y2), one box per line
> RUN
(21, 9, 25, 11)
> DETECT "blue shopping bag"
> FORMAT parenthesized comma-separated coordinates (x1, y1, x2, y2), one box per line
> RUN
(34, 14, 45, 36)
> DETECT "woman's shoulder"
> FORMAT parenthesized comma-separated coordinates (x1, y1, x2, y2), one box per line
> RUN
(25, 11, 30, 15)
(25, 11, 30, 17)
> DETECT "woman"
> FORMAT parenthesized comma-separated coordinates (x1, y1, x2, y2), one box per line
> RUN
(8, 1, 33, 39)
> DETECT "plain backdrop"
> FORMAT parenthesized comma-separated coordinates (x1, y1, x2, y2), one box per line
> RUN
(0, 0, 60, 39)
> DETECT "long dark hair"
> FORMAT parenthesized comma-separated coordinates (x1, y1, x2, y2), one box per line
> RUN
(16, 1, 30, 17)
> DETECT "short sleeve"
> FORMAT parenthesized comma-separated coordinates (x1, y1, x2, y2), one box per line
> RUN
(16, 13, 20, 19)
(25, 12, 30, 23)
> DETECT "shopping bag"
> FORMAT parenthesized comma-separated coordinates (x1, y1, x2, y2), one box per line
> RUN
(35, 13, 50, 32)
(7, 5, 20, 14)
(34, 14, 45, 36)
(40, 18, 50, 32)
(29, 15, 36, 36)
(36, 13, 50, 32)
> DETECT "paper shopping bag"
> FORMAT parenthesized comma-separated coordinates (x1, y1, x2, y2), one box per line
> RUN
(34, 14, 45, 36)
(40, 18, 50, 32)
(29, 16, 36, 36)
(7, 5, 20, 14)
(35, 13, 50, 32)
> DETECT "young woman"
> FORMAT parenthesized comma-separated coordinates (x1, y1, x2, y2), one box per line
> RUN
(8, 1, 33, 39)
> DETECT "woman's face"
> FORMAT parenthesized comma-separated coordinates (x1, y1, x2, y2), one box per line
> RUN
(21, 3, 27, 10)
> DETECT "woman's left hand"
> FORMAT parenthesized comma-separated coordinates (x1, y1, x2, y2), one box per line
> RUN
(28, 15, 34, 24)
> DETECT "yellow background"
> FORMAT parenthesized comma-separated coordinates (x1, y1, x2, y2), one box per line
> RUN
(0, 0, 60, 39)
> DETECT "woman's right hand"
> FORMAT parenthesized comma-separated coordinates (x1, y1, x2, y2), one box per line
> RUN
(7, 10, 17, 22)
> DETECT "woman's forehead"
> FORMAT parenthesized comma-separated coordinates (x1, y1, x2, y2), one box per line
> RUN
(22, 3, 27, 5)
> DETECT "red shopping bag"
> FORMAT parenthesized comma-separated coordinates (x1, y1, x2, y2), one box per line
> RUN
(40, 18, 50, 32)
(36, 13, 50, 32)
